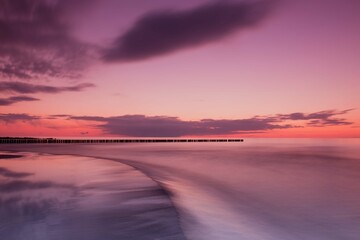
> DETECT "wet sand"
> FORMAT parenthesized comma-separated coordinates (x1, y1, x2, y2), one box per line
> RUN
(0, 151, 185, 240)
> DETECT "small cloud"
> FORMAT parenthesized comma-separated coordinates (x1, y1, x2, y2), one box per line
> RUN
(0, 95, 39, 106)
(103, 1, 273, 62)
(0, 81, 95, 94)
(0, 113, 40, 123)
(71, 116, 106, 122)
(277, 109, 354, 126)
(46, 114, 72, 120)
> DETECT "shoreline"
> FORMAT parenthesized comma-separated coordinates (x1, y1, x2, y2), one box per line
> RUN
(0, 150, 187, 240)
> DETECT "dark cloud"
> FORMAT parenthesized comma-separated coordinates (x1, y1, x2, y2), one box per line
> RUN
(69, 109, 354, 137)
(278, 109, 354, 126)
(70, 115, 292, 137)
(0, 95, 39, 106)
(0, 154, 23, 159)
(1, 109, 353, 136)
(0, 113, 40, 123)
(0, 167, 33, 178)
(0, 81, 95, 94)
(0, 0, 96, 79)
(103, 1, 273, 62)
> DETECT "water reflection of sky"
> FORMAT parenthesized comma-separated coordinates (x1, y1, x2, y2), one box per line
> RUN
(1, 139, 360, 240)
(0, 152, 185, 240)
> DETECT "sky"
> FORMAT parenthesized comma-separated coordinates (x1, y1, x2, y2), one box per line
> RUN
(0, 0, 359, 138)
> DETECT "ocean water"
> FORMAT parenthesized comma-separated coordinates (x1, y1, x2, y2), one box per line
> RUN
(1, 139, 360, 240)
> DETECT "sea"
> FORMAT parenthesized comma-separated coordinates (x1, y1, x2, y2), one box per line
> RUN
(1, 138, 360, 240)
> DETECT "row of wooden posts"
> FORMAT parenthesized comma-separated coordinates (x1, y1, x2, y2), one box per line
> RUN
(0, 138, 244, 144)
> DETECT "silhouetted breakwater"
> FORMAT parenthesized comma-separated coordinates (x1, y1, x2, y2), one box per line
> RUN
(0, 138, 244, 144)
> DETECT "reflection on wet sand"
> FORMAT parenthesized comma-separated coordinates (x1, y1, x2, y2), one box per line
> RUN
(0, 152, 185, 240)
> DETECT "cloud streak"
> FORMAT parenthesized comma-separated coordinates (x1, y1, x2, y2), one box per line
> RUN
(0, 81, 95, 94)
(97, 115, 290, 137)
(0, 95, 39, 106)
(68, 109, 353, 137)
(0, 113, 40, 122)
(1, 109, 353, 136)
(277, 109, 354, 126)
(103, 1, 273, 62)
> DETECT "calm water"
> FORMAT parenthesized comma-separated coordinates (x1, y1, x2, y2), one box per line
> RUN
(1, 139, 360, 240)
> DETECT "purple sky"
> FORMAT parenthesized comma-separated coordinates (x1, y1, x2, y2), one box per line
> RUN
(0, 0, 359, 137)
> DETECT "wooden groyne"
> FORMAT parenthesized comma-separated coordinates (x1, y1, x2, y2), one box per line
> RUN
(0, 138, 244, 144)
